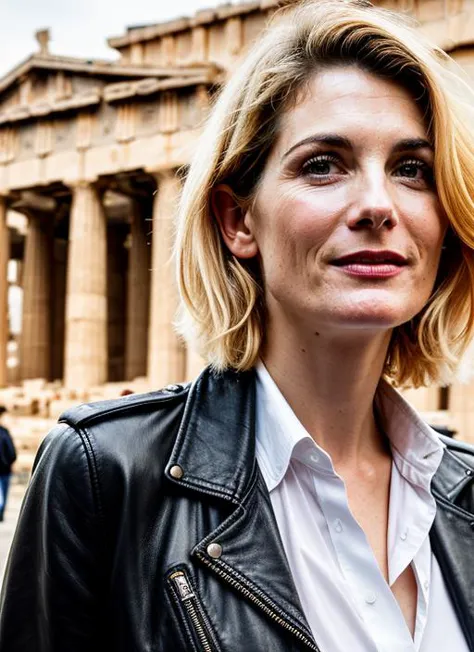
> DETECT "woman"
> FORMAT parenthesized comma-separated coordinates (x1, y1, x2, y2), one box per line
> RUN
(1, 1, 474, 650)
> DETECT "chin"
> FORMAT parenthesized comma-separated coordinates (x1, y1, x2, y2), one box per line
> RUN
(332, 315, 399, 331)
(328, 302, 420, 331)
(330, 290, 427, 328)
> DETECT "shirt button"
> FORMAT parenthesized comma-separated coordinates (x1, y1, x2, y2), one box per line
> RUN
(424, 580, 429, 591)
(310, 453, 319, 464)
(400, 528, 409, 541)
(365, 591, 377, 605)
(334, 519, 343, 533)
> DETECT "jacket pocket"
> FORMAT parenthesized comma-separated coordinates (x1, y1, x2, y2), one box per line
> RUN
(167, 568, 221, 652)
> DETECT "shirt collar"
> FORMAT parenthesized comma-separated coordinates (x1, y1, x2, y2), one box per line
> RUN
(255, 361, 314, 491)
(255, 361, 444, 493)
(375, 380, 444, 490)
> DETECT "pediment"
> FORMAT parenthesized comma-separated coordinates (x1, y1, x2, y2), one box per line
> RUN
(0, 53, 219, 125)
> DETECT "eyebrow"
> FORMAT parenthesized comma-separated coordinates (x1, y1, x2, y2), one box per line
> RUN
(281, 134, 433, 162)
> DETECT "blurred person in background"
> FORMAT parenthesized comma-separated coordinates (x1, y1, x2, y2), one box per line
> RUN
(0, 405, 16, 522)
(1, 1, 474, 650)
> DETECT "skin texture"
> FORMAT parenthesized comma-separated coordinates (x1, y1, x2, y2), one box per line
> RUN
(213, 66, 447, 637)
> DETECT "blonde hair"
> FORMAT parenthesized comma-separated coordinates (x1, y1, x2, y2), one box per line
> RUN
(176, 0, 474, 387)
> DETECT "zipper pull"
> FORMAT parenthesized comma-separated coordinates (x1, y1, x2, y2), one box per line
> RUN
(170, 571, 196, 602)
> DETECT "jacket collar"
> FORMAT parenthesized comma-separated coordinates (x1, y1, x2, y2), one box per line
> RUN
(432, 439, 474, 500)
(166, 367, 257, 504)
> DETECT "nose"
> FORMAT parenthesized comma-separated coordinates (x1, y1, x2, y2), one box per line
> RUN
(347, 175, 399, 231)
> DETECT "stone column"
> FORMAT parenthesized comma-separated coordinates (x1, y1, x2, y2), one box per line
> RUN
(125, 199, 150, 380)
(64, 181, 107, 388)
(147, 170, 185, 388)
(0, 198, 8, 387)
(51, 238, 68, 381)
(20, 212, 53, 380)
(107, 223, 127, 382)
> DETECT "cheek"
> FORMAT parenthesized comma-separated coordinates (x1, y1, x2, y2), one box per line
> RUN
(409, 200, 446, 265)
(260, 187, 341, 248)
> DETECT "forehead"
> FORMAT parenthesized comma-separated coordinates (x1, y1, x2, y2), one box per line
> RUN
(275, 65, 428, 154)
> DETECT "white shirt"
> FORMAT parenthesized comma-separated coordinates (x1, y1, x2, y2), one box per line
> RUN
(255, 362, 469, 652)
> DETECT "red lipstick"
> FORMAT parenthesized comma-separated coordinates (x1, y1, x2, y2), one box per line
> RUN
(331, 250, 408, 279)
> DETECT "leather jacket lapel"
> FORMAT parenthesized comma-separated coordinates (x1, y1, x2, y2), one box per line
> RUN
(431, 444, 474, 651)
(166, 367, 318, 650)
(192, 467, 317, 650)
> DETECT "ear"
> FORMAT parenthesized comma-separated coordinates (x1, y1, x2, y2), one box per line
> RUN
(211, 184, 258, 259)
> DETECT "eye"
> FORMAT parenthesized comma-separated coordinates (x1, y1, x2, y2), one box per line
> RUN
(394, 158, 434, 186)
(301, 153, 344, 179)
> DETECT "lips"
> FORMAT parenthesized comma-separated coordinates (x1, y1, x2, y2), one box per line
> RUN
(332, 250, 408, 266)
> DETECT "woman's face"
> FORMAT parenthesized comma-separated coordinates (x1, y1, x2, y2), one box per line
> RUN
(244, 66, 447, 336)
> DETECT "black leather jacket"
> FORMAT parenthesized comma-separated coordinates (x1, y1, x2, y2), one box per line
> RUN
(1, 368, 474, 651)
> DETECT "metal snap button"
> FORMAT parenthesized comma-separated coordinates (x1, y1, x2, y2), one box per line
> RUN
(165, 384, 181, 393)
(169, 464, 184, 480)
(207, 542, 223, 559)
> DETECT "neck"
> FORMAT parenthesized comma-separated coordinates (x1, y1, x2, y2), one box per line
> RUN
(261, 319, 392, 466)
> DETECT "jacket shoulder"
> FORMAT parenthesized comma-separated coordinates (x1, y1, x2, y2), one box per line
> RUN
(58, 382, 190, 430)
(439, 434, 474, 468)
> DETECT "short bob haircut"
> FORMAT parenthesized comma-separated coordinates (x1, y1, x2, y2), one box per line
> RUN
(176, 0, 474, 387)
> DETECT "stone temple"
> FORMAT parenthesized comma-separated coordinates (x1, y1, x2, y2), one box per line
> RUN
(1, 0, 474, 471)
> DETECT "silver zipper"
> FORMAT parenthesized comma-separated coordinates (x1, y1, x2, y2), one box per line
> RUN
(169, 570, 215, 652)
(197, 553, 319, 651)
